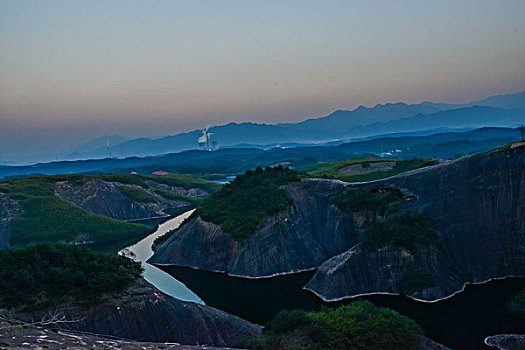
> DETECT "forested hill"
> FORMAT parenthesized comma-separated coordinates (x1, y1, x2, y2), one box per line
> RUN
(151, 143, 525, 303)
(0, 173, 219, 252)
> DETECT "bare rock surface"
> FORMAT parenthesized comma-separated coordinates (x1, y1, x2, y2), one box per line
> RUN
(485, 334, 525, 350)
(55, 179, 198, 221)
(0, 321, 243, 349)
(307, 144, 525, 301)
(12, 279, 260, 348)
(150, 179, 358, 277)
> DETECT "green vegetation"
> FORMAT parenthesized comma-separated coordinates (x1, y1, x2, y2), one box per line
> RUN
(308, 158, 389, 178)
(6, 177, 148, 249)
(118, 185, 157, 204)
(49, 173, 221, 193)
(3, 173, 220, 250)
(506, 288, 525, 319)
(0, 243, 143, 310)
(154, 189, 204, 206)
(361, 211, 439, 252)
(197, 166, 300, 242)
(152, 214, 193, 249)
(397, 268, 436, 294)
(333, 187, 402, 217)
(242, 301, 424, 350)
(309, 158, 437, 183)
(142, 174, 221, 193)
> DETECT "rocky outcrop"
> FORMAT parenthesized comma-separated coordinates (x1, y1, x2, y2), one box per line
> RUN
(307, 143, 525, 301)
(55, 179, 201, 221)
(305, 244, 463, 302)
(150, 179, 359, 277)
(485, 335, 525, 350)
(16, 278, 260, 347)
(0, 321, 246, 350)
(150, 144, 524, 302)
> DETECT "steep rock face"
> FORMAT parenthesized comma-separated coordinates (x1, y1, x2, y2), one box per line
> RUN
(55, 179, 197, 221)
(18, 279, 260, 347)
(150, 179, 358, 277)
(307, 144, 525, 301)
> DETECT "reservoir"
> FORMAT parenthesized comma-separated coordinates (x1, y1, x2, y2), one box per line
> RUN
(120, 209, 524, 350)
(119, 210, 203, 304)
(160, 265, 525, 350)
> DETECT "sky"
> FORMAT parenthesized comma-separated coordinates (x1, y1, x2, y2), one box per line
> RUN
(1, 0, 524, 162)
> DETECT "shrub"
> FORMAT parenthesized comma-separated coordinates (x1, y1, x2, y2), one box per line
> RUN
(154, 189, 204, 206)
(118, 185, 156, 204)
(333, 187, 402, 217)
(397, 268, 436, 294)
(361, 211, 439, 252)
(0, 243, 143, 310)
(244, 301, 424, 350)
(266, 309, 312, 334)
(310, 301, 423, 350)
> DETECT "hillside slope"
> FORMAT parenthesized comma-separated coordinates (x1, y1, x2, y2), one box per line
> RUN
(306, 142, 525, 301)
(151, 143, 525, 302)
(150, 179, 357, 277)
(0, 174, 218, 250)
(11, 277, 260, 347)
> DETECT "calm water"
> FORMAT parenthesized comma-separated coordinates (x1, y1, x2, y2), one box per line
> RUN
(161, 265, 525, 350)
(126, 208, 524, 349)
(119, 210, 203, 304)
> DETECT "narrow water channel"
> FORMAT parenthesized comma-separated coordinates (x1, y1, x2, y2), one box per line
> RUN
(119, 209, 203, 304)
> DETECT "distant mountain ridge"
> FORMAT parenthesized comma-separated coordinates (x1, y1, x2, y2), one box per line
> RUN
(39, 90, 525, 161)
(0, 126, 520, 179)
(279, 101, 456, 134)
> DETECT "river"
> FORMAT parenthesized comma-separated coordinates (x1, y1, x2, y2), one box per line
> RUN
(160, 265, 525, 350)
(119, 209, 524, 349)
(119, 209, 203, 304)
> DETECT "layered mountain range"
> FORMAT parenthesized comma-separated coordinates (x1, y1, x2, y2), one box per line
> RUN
(61, 90, 525, 161)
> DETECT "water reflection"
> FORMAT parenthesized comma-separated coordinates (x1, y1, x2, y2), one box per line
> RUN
(160, 265, 525, 350)
(119, 210, 203, 304)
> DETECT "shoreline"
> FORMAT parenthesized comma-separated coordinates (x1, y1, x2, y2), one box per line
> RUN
(304, 274, 525, 304)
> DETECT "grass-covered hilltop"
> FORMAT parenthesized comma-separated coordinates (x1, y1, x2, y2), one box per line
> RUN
(307, 158, 438, 183)
(0, 173, 220, 252)
(196, 165, 301, 242)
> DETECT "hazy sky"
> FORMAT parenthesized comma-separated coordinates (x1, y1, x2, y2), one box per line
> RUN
(1, 0, 524, 160)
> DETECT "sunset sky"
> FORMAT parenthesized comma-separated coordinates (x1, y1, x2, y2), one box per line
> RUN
(1, 0, 524, 161)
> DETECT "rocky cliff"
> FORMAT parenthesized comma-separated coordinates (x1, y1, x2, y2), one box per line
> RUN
(55, 178, 206, 221)
(150, 143, 525, 302)
(306, 143, 525, 301)
(15, 278, 260, 347)
(150, 179, 358, 277)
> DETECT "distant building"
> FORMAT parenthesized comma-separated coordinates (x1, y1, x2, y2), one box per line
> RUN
(152, 170, 169, 176)
(198, 126, 219, 151)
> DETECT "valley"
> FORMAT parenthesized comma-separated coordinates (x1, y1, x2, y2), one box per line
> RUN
(0, 134, 524, 349)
